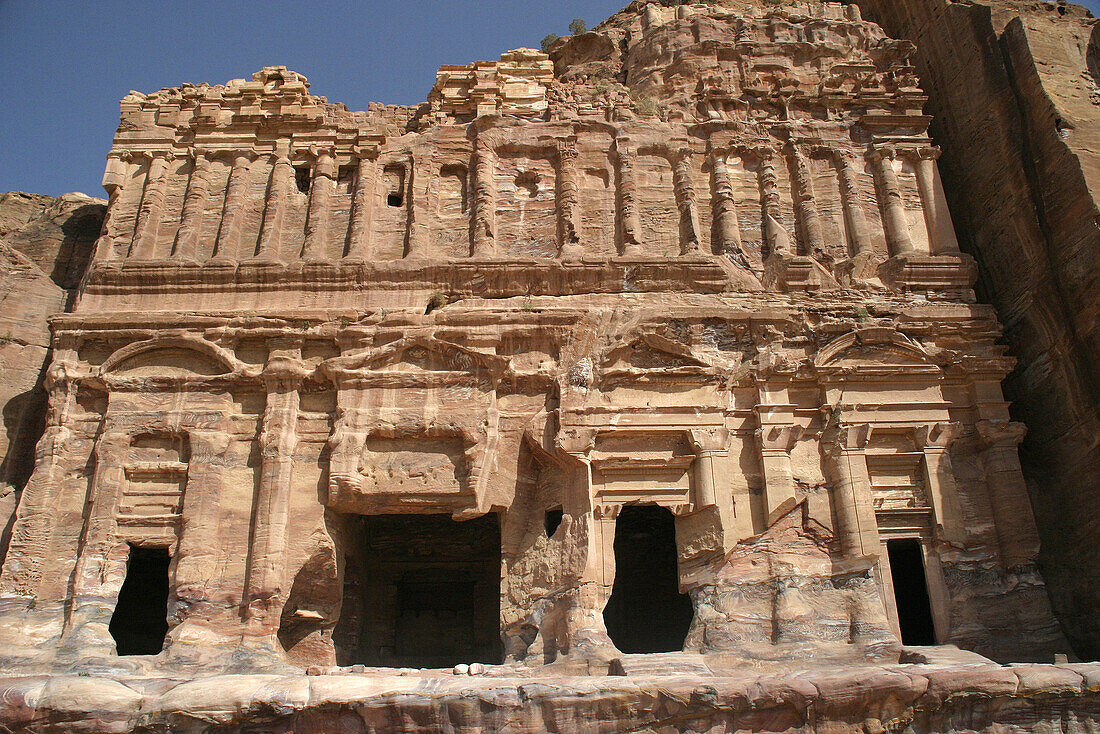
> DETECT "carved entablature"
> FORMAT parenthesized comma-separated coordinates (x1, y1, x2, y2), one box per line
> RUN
(80, 1, 976, 312)
(324, 338, 504, 516)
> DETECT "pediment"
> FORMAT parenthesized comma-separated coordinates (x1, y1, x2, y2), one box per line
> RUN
(333, 337, 506, 376)
(101, 338, 237, 378)
(815, 328, 936, 370)
(601, 334, 709, 373)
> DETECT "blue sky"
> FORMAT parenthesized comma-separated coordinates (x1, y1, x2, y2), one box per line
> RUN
(2, 0, 1099, 198)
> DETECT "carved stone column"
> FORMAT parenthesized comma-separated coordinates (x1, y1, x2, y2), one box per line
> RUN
(914, 423, 966, 543)
(689, 428, 729, 509)
(0, 357, 79, 599)
(170, 426, 231, 636)
(130, 153, 171, 260)
(244, 342, 305, 641)
(755, 410, 802, 518)
(471, 137, 497, 256)
(345, 151, 377, 260)
(302, 150, 335, 261)
(172, 152, 211, 262)
(710, 149, 746, 261)
(256, 153, 294, 263)
(787, 143, 825, 259)
(823, 423, 879, 558)
(63, 428, 132, 650)
(94, 152, 134, 264)
(211, 152, 253, 263)
(672, 150, 702, 254)
(758, 147, 792, 257)
(911, 147, 961, 255)
(872, 148, 915, 257)
(614, 143, 643, 255)
(976, 420, 1041, 569)
(556, 140, 583, 259)
(831, 150, 872, 257)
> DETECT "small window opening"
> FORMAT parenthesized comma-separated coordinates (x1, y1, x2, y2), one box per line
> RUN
(109, 545, 170, 655)
(383, 164, 406, 208)
(294, 166, 311, 194)
(544, 508, 563, 537)
(887, 538, 936, 646)
(338, 164, 356, 183)
(603, 505, 693, 653)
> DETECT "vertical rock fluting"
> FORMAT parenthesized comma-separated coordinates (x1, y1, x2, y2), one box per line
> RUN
(850, 0, 1100, 659)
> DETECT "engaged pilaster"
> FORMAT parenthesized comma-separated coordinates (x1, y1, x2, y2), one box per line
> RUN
(755, 402, 802, 519)
(910, 147, 961, 255)
(914, 423, 966, 544)
(557, 140, 583, 259)
(787, 143, 824, 260)
(757, 147, 792, 257)
(244, 341, 306, 641)
(211, 152, 254, 263)
(831, 149, 872, 257)
(129, 153, 171, 260)
(345, 149, 377, 260)
(93, 152, 134, 264)
(256, 152, 294, 263)
(472, 136, 497, 256)
(614, 141, 643, 255)
(823, 423, 880, 558)
(871, 147, 915, 257)
(172, 152, 211, 263)
(710, 149, 746, 262)
(303, 149, 335, 261)
(976, 420, 1041, 570)
(672, 149, 702, 254)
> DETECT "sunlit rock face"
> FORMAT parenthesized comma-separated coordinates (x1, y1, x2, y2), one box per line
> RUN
(0, 1, 1095, 731)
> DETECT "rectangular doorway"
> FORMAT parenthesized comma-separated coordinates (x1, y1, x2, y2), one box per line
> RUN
(109, 545, 170, 655)
(886, 538, 937, 646)
(334, 513, 501, 668)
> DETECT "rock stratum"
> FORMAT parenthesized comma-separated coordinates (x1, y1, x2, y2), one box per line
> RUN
(0, 0, 1098, 731)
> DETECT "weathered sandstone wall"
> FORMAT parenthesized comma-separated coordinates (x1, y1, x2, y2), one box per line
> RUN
(0, 193, 105, 564)
(847, 0, 1100, 661)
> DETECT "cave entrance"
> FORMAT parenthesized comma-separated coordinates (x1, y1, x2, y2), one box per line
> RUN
(333, 513, 502, 668)
(603, 505, 693, 653)
(887, 538, 937, 646)
(109, 545, 170, 655)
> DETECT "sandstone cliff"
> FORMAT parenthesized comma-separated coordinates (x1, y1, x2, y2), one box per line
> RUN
(0, 193, 105, 563)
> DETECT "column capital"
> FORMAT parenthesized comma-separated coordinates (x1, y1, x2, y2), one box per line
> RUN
(689, 427, 730, 453)
(869, 145, 898, 163)
(824, 422, 872, 453)
(976, 419, 1026, 450)
(557, 138, 579, 160)
(915, 422, 956, 450)
(756, 423, 802, 453)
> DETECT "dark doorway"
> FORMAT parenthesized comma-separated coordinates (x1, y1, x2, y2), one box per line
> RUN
(109, 545, 170, 655)
(603, 505, 693, 653)
(333, 514, 501, 668)
(887, 538, 937, 646)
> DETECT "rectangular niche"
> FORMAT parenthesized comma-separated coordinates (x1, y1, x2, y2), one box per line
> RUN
(495, 151, 557, 257)
(333, 513, 502, 668)
(374, 163, 410, 260)
(435, 163, 470, 258)
(359, 435, 469, 499)
(634, 153, 679, 256)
